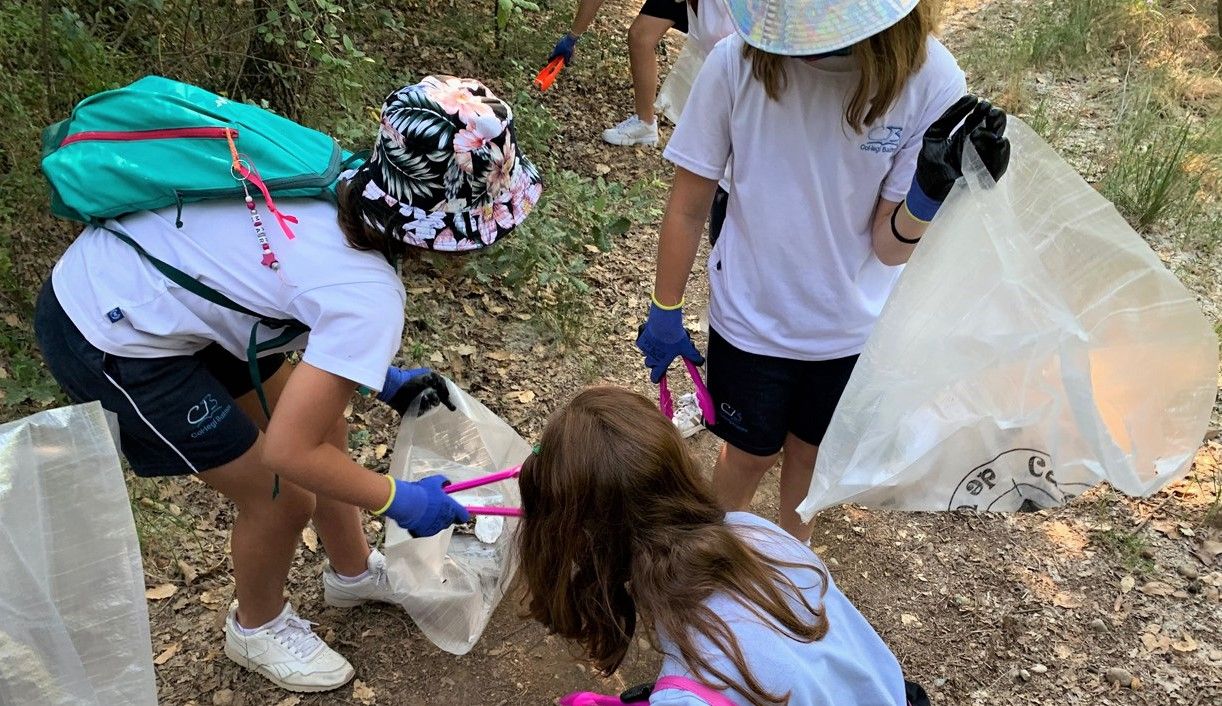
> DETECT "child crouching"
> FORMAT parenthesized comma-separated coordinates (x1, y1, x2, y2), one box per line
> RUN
(517, 386, 925, 706)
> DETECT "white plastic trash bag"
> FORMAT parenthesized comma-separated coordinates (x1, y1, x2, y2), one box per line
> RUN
(0, 402, 157, 706)
(382, 378, 530, 655)
(655, 40, 707, 125)
(799, 119, 1218, 519)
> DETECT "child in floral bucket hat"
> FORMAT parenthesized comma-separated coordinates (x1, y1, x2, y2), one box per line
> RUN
(35, 75, 539, 694)
(340, 75, 542, 254)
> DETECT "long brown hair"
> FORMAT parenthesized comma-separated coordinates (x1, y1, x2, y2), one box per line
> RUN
(745, 0, 940, 132)
(517, 387, 829, 706)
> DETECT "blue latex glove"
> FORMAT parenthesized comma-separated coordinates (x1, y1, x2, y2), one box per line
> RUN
(376, 366, 454, 416)
(635, 300, 704, 385)
(548, 33, 579, 64)
(382, 475, 470, 538)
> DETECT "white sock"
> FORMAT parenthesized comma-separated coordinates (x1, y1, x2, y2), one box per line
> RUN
(333, 569, 370, 585)
(234, 611, 284, 636)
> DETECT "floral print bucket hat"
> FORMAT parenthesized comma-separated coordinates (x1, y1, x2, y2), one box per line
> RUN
(345, 75, 543, 251)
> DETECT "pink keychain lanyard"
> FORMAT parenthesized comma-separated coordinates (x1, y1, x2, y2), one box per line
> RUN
(444, 464, 523, 517)
(659, 358, 716, 425)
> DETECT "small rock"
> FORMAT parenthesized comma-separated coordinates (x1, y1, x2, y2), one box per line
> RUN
(1177, 563, 1199, 580)
(1088, 618, 1107, 633)
(934, 678, 947, 687)
(1030, 663, 1048, 674)
(1019, 669, 1031, 682)
(1139, 547, 1156, 559)
(1007, 668, 1022, 682)
(1104, 667, 1134, 687)
(212, 690, 235, 706)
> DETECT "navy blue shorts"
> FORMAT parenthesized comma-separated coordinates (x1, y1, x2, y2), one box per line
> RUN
(705, 328, 858, 456)
(34, 279, 285, 477)
(640, 0, 688, 32)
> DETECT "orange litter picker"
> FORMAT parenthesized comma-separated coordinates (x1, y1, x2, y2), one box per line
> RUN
(533, 57, 565, 91)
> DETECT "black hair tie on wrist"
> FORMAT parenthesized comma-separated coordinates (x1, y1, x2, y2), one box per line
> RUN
(891, 202, 922, 245)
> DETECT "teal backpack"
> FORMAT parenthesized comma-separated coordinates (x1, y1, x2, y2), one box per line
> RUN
(41, 74, 358, 223)
(40, 76, 365, 463)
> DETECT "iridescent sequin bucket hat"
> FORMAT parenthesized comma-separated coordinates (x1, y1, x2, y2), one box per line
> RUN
(720, 0, 920, 55)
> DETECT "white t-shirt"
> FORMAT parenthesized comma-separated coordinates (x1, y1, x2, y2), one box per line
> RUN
(664, 35, 966, 360)
(651, 512, 907, 706)
(52, 198, 406, 391)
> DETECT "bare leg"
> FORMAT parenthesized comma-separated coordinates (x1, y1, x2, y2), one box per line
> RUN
(200, 442, 315, 628)
(235, 364, 370, 578)
(311, 416, 371, 577)
(711, 442, 779, 511)
(627, 14, 674, 124)
(777, 434, 819, 542)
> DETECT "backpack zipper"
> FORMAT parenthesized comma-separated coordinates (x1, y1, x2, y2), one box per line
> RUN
(59, 127, 237, 147)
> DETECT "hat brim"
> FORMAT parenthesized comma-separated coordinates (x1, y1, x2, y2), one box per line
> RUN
(394, 156, 544, 253)
(722, 0, 919, 56)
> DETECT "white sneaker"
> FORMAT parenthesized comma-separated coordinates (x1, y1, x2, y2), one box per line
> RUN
(323, 548, 396, 608)
(224, 602, 354, 693)
(602, 115, 658, 146)
(672, 392, 704, 438)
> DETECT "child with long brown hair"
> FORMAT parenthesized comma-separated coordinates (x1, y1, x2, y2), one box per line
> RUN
(518, 386, 923, 705)
(635, 0, 1010, 543)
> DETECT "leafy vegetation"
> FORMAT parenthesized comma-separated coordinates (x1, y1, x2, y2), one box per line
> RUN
(958, 0, 1221, 236)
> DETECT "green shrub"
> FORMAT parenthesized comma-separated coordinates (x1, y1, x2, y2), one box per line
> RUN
(1100, 87, 1216, 231)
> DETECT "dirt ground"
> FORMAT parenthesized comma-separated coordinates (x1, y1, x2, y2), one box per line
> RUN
(126, 2, 1222, 705)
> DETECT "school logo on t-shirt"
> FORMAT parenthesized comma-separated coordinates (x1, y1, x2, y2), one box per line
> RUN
(860, 126, 903, 154)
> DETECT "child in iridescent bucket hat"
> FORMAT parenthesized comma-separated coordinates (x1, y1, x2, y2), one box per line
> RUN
(34, 75, 538, 693)
(638, 0, 1010, 552)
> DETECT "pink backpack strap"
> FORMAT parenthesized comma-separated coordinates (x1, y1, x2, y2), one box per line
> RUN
(653, 676, 736, 706)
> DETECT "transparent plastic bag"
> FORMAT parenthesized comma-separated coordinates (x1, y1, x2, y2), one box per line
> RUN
(382, 378, 530, 655)
(0, 402, 157, 706)
(655, 40, 707, 126)
(799, 119, 1218, 519)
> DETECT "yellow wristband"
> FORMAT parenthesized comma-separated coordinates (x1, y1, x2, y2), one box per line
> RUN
(901, 198, 933, 225)
(651, 293, 685, 311)
(373, 475, 396, 515)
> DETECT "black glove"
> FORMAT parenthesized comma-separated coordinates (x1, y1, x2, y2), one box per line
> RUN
(376, 367, 455, 416)
(906, 95, 1010, 221)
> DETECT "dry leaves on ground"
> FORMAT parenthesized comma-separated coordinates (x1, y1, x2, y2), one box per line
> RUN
(145, 583, 178, 600)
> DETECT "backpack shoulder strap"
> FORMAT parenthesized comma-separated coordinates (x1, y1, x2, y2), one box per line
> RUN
(653, 676, 737, 706)
(101, 224, 298, 328)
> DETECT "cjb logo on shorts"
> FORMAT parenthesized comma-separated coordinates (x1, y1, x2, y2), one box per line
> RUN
(188, 393, 232, 438)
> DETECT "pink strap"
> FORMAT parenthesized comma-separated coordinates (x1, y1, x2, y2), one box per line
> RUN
(463, 505, 522, 517)
(443, 465, 521, 494)
(557, 693, 625, 706)
(682, 359, 716, 425)
(657, 360, 716, 426)
(658, 375, 674, 418)
(654, 676, 736, 706)
(236, 162, 299, 240)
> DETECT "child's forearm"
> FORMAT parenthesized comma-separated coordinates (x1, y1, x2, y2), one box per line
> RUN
(871, 198, 928, 266)
(655, 167, 718, 304)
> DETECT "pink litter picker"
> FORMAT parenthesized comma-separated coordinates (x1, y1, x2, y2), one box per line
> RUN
(444, 465, 523, 518)
(658, 357, 716, 426)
